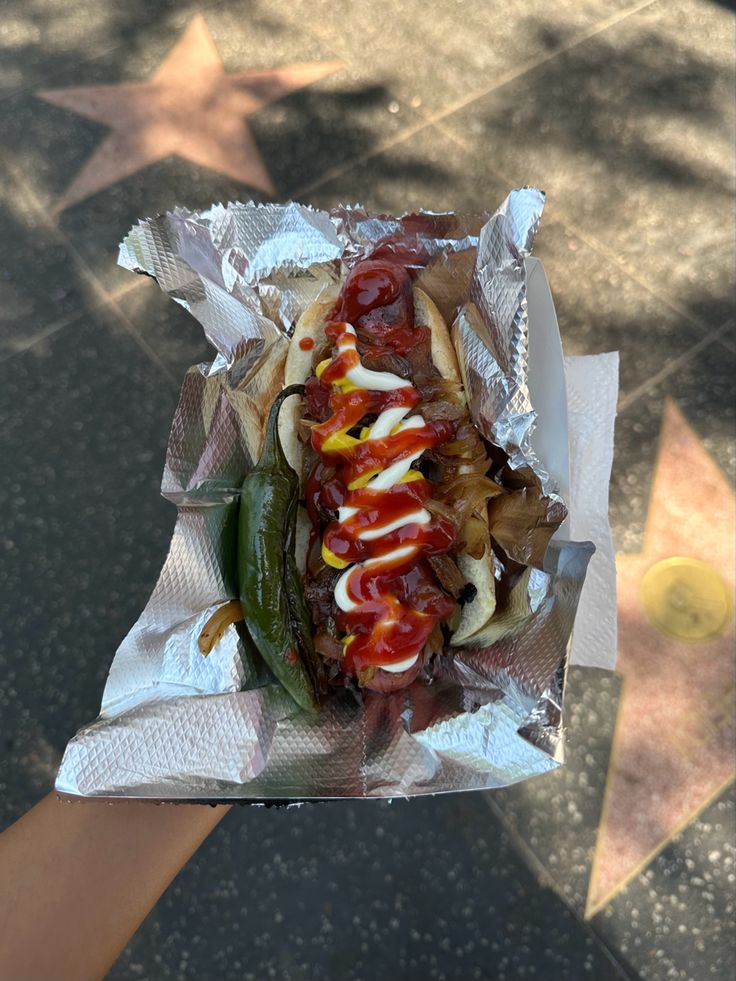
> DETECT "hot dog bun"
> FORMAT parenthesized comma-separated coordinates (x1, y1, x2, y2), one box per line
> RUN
(279, 285, 339, 485)
(280, 279, 497, 688)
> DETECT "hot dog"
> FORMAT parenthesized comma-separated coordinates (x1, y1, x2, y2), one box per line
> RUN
(277, 258, 502, 693)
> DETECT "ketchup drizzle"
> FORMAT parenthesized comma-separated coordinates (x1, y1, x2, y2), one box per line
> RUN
(307, 260, 459, 676)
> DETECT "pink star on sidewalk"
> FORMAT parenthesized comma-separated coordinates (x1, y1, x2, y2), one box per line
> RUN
(587, 400, 735, 916)
(37, 14, 342, 211)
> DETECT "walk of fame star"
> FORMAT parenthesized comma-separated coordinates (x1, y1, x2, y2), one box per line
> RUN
(586, 400, 735, 917)
(36, 14, 342, 212)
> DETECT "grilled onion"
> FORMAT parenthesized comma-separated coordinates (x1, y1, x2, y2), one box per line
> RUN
(315, 632, 344, 661)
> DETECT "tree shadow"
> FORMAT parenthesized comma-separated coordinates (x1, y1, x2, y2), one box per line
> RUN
(486, 17, 733, 194)
(1, 0, 450, 209)
(0, 0, 219, 98)
(249, 82, 449, 197)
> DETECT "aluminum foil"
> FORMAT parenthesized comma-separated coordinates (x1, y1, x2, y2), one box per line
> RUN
(56, 190, 596, 800)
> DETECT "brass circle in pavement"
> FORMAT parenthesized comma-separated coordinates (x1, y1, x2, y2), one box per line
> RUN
(640, 557, 732, 642)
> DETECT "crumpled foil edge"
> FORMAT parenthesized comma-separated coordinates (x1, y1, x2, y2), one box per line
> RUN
(56, 191, 612, 800)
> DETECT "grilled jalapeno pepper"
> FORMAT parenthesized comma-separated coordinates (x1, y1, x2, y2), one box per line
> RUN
(238, 384, 323, 712)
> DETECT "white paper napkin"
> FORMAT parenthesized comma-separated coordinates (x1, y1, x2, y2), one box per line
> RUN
(564, 352, 620, 669)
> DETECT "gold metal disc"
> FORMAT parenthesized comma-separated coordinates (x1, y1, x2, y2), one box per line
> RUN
(640, 557, 732, 642)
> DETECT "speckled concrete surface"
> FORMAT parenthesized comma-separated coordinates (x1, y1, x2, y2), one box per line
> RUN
(111, 794, 633, 981)
(489, 667, 624, 914)
(0, 309, 179, 829)
(0, 1, 734, 979)
(594, 786, 736, 981)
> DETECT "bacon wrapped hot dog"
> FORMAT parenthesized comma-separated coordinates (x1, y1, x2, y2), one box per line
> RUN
(278, 259, 501, 693)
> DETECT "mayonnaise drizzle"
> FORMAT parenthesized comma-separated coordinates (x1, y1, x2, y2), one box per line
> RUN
(380, 653, 421, 674)
(338, 325, 412, 392)
(358, 510, 430, 541)
(334, 545, 419, 614)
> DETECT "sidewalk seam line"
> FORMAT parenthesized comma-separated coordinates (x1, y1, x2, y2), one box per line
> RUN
(107, 276, 151, 303)
(617, 319, 734, 413)
(549, 218, 724, 337)
(0, 0, 227, 106)
(482, 793, 641, 981)
(289, 0, 658, 199)
(416, 0, 659, 128)
(0, 311, 85, 365)
(429, 111, 725, 340)
(715, 331, 736, 354)
(288, 118, 435, 199)
(1, 159, 179, 387)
